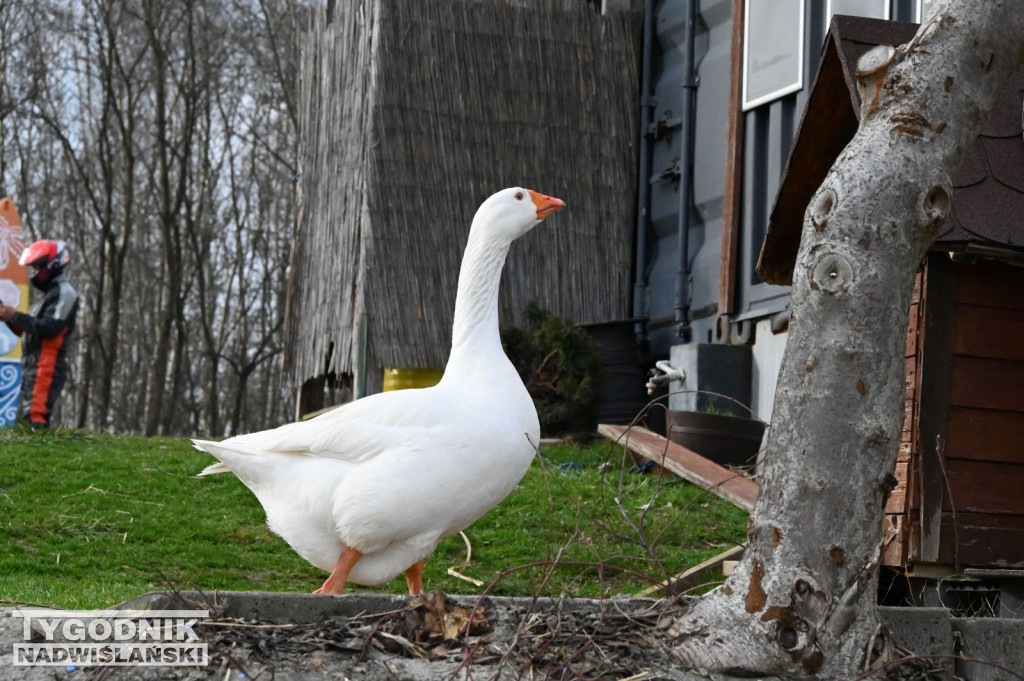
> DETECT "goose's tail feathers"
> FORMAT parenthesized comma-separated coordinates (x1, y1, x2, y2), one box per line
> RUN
(196, 461, 230, 476)
(193, 439, 245, 477)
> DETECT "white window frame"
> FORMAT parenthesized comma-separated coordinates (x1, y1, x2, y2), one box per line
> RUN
(825, 0, 890, 34)
(742, 0, 806, 111)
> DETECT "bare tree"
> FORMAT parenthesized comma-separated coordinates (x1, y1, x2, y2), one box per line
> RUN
(2, 0, 302, 435)
(668, 3, 1024, 678)
(0, 0, 42, 128)
(71, 0, 148, 431)
(184, 0, 300, 436)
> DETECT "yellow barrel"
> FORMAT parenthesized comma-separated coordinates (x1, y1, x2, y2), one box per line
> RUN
(382, 367, 443, 392)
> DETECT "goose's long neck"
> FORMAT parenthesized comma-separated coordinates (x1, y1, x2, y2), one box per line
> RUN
(449, 227, 513, 359)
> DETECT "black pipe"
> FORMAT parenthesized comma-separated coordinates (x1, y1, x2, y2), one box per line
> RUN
(673, 0, 698, 341)
(632, 0, 656, 354)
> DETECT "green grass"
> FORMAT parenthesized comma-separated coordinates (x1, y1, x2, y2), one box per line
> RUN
(0, 427, 747, 609)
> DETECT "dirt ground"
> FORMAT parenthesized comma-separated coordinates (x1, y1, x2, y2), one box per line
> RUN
(1, 590, 1002, 680)
(1, 591, 693, 680)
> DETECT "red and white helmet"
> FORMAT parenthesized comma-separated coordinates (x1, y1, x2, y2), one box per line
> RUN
(19, 240, 70, 286)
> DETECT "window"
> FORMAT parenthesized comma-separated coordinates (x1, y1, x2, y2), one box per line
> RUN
(825, 0, 889, 33)
(743, 0, 805, 111)
(916, 0, 937, 22)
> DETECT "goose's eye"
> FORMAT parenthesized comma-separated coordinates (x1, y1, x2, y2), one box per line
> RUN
(515, 191, 524, 200)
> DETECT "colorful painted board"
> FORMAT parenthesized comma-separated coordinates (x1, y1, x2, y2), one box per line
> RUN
(0, 198, 28, 426)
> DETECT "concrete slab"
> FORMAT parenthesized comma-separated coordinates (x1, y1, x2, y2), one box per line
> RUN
(1, 594, 1022, 679)
(952, 617, 1024, 681)
(880, 607, 955, 674)
(0, 611, 59, 681)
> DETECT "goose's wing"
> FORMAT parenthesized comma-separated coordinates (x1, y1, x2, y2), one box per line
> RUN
(194, 386, 455, 470)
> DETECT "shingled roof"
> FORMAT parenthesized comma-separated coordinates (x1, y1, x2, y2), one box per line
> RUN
(757, 15, 1024, 286)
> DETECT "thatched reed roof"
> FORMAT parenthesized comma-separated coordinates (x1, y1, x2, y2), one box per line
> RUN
(285, 0, 641, 391)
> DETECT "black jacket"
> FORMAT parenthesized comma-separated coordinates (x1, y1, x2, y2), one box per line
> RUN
(6, 273, 79, 425)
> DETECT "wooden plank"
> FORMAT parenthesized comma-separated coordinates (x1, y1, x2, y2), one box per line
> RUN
(938, 511, 1024, 567)
(955, 260, 1024, 309)
(908, 513, 922, 562)
(907, 448, 922, 513)
(944, 459, 1024, 515)
(892, 272, 922, 545)
(598, 424, 759, 512)
(950, 355, 1024, 413)
(886, 440, 911, 567)
(881, 514, 905, 567)
(634, 544, 745, 598)
(918, 253, 955, 563)
(885, 460, 908, 514)
(717, 0, 745, 316)
(896, 441, 911, 463)
(901, 398, 914, 438)
(946, 406, 1024, 464)
(964, 568, 1024, 579)
(905, 301, 919, 357)
(905, 355, 916, 395)
(953, 303, 1024, 361)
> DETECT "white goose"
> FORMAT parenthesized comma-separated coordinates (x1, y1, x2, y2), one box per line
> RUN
(194, 187, 565, 595)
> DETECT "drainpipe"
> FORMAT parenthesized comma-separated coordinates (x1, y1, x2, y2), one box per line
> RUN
(632, 0, 656, 354)
(674, 0, 698, 341)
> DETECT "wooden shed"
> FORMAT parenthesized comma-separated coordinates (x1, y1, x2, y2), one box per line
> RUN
(285, 0, 642, 409)
(757, 16, 1024, 613)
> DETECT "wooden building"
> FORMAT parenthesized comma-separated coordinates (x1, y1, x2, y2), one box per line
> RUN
(757, 16, 1024, 611)
(285, 0, 642, 408)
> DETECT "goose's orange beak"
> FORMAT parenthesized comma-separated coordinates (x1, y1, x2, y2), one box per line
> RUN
(528, 190, 566, 220)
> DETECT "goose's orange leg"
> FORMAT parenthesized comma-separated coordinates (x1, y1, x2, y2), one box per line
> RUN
(404, 561, 425, 595)
(315, 546, 363, 595)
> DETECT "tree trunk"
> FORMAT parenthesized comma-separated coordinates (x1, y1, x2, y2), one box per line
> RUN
(142, 0, 195, 436)
(669, 3, 1024, 678)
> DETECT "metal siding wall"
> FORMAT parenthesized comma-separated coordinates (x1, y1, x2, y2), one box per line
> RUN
(737, 101, 795, 318)
(643, 1, 911, 357)
(643, 0, 733, 357)
(640, 0, 909, 424)
(643, 0, 692, 359)
(689, 0, 732, 331)
(646, 0, 813, 359)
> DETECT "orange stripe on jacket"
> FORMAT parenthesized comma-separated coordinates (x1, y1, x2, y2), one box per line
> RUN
(30, 328, 68, 424)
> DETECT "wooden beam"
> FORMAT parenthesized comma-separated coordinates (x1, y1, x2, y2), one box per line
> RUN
(634, 544, 745, 598)
(917, 254, 955, 565)
(598, 424, 760, 512)
(718, 0, 745, 316)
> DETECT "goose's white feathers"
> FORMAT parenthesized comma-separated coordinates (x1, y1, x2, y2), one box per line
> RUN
(193, 187, 565, 591)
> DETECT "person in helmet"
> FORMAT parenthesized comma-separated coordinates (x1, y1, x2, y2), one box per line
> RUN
(0, 239, 80, 428)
